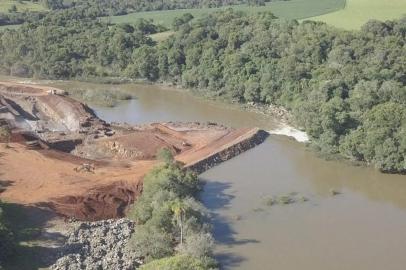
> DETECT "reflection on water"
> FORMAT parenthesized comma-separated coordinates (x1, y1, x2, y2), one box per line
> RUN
(11, 78, 406, 270)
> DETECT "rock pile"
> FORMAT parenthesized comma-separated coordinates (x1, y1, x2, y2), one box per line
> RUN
(51, 219, 141, 270)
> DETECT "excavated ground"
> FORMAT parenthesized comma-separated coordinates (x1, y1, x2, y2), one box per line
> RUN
(0, 82, 268, 220)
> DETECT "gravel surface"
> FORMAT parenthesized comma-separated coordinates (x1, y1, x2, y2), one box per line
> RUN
(50, 219, 141, 270)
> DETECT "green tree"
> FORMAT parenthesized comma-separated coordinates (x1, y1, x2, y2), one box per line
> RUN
(131, 225, 174, 261)
(128, 45, 159, 81)
(179, 231, 214, 259)
(157, 148, 174, 164)
(359, 102, 406, 172)
(171, 199, 187, 245)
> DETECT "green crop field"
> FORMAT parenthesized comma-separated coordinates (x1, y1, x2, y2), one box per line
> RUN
(103, 0, 346, 28)
(0, 0, 46, 13)
(308, 0, 406, 30)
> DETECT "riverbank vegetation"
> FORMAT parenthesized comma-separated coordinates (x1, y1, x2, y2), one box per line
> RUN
(127, 150, 217, 269)
(0, 9, 405, 173)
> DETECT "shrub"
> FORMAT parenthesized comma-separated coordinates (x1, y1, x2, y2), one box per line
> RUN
(178, 231, 214, 259)
(66, 88, 135, 107)
(130, 225, 174, 262)
(139, 163, 200, 200)
(157, 148, 175, 164)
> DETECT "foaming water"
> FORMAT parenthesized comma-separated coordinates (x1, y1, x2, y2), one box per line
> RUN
(269, 123, 309, 143)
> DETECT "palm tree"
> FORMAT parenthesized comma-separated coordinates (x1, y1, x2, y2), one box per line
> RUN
(171, 200, 187, 246)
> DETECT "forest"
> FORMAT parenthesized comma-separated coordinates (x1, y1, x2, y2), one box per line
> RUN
(0, 9, 405, 173)
(69, 0, 269, 15)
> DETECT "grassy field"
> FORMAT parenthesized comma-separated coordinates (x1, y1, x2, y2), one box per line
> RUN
(149, 31, 176, 42)
(308, 0, 406, 30)
(103, 0, 346, 28)
(0, 0, 46, 13)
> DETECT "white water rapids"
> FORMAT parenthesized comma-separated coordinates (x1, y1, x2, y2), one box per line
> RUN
(269, 123, 309, 143)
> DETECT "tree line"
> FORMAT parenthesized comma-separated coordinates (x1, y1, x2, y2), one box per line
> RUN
(0, 10, 405, 172)
(55, 0, 271, 15)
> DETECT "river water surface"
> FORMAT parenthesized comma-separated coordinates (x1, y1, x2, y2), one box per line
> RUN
(15, 80, 406, 270)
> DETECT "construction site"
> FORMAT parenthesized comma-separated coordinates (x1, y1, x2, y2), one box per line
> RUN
(0, 82, 268, 220)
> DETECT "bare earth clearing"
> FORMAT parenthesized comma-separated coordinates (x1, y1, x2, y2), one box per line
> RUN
(0, 82, 268, 221)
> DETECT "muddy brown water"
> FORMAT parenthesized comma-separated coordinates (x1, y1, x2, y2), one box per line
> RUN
(7, 78, 406, 270)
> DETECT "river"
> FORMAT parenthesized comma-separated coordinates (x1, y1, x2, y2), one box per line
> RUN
(11, 79, 406, 270)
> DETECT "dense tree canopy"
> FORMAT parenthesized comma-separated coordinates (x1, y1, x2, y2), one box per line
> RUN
(0, 11, 156, 78)
(0, 10, 405, 172)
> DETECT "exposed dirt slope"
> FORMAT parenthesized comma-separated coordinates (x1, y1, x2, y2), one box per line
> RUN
(0, 143, 153, 220)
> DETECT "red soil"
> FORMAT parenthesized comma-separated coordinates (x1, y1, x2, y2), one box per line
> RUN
(0, 143, 155, 220)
